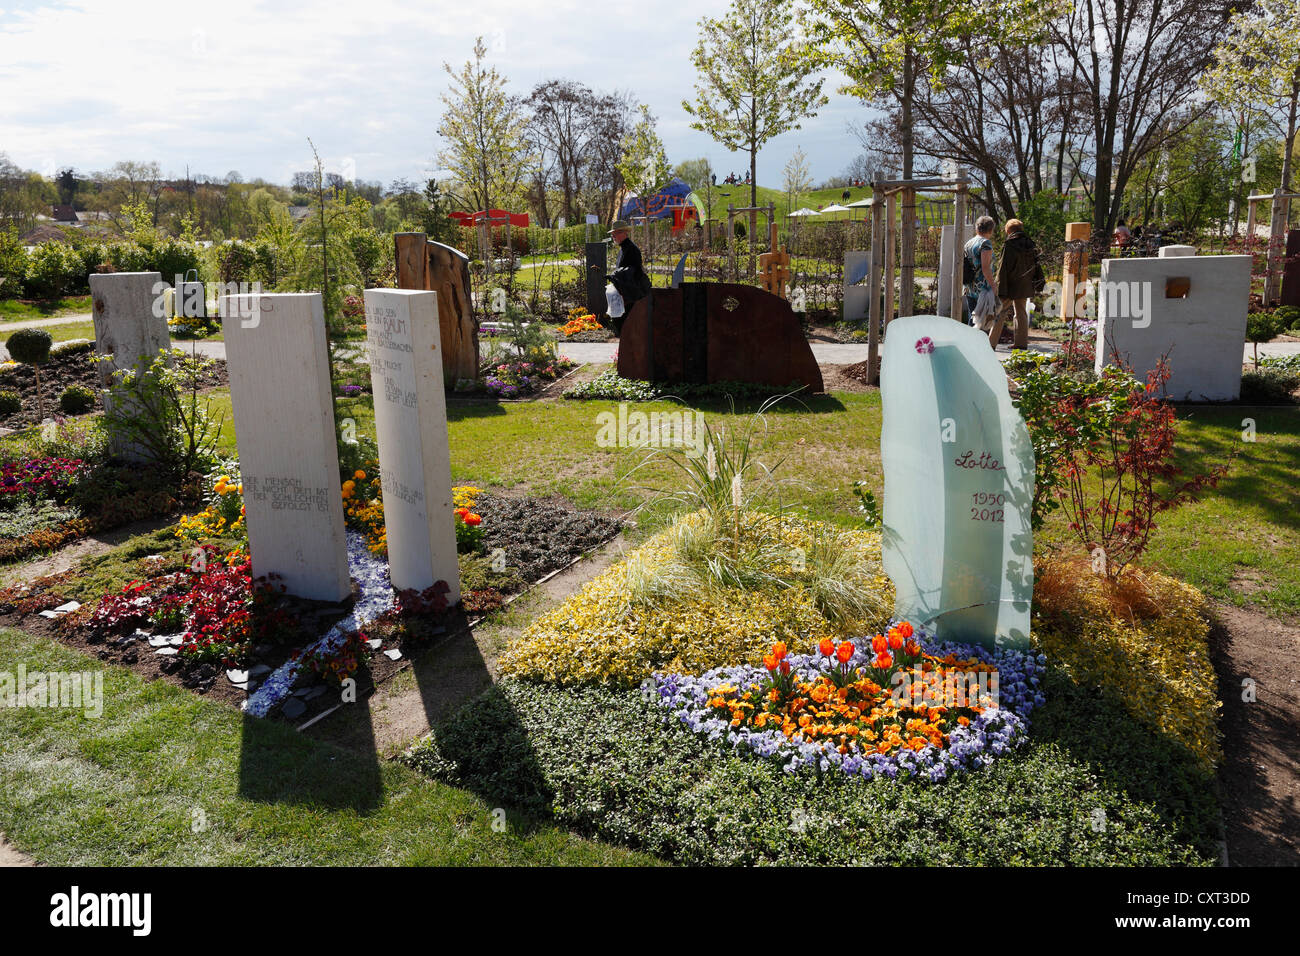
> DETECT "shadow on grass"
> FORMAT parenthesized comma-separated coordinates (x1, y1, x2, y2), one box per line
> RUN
(1175, 405, 1300, 532)
(235, 693, 385, 814)
(446, 401, 509, 422)
(1030, 666, 1221, 858)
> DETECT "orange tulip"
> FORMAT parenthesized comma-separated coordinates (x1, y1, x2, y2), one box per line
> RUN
(898, 621, 914, 638)
(836, 641, 855, 664)
(818, 638, 836, 657)
(887, 631, 903, 651)
(771, 641, 788, 661)
(873, 651, 893, 669)
(871, 633, 887, 654)
(763, 655, 778, 671)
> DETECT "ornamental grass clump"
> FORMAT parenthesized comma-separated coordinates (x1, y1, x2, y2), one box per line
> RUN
(1032, 553, 1221, 773)
(499, 513, 893, 687)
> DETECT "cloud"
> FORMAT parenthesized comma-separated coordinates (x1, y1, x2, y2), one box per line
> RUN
(0, 0, 874, 187)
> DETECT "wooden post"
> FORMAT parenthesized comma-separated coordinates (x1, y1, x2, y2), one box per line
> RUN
(727, 204, 737, 281)
(900, 187, 915, 319)
(884, 191, 897, 325)
(1061, 222, 1091, 325)
(948, 186, 967, 322)
(1266, 187, 1285, 306)
(868, 183, 885, 385)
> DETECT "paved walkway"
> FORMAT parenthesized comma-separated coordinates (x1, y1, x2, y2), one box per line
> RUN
(4, 312, 1300, 366)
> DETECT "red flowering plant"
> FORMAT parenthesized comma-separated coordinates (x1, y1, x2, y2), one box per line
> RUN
(82, 545, 301, 666)
(393, 580, 450, 618)
(0, 458, 86, 502)
(299, 629, 369, 686)
(1058, 357, 1229, 578)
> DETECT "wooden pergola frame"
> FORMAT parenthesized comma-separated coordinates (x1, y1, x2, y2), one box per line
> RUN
(1244, 188, 1300, 305)
(864, 173, 972, 385)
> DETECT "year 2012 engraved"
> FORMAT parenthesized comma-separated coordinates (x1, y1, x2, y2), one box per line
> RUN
(970, 491, 1005, 523)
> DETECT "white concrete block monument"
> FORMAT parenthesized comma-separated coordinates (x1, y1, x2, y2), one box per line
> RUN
(88, 271, 173, 461)
(218, 292, 351, 602)
(362, 288, 460, 601)
(1094, 253, 1252, 401)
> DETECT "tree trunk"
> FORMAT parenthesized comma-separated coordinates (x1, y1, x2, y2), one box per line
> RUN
(901, 46, 915, 179)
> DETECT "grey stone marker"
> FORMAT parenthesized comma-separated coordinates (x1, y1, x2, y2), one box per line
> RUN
(218, 292, 351, 602)
(88, 271, 172, 461)
(362, 289, 460, 601)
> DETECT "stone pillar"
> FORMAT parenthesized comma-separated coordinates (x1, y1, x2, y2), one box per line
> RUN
(937, 223, 975, 316)
(362, 289, 460, 601)
(218, 292, 350, 602)
(89, 271, 173, 461)
(1158, 245, 1197, 258)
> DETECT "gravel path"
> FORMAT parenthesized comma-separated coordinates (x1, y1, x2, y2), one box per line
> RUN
(4, 312, 1299, 366)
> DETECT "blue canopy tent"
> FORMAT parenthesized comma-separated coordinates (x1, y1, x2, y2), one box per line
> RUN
(619, 177, 695, 221)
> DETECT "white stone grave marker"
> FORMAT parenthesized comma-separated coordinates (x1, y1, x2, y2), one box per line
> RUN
(362, 289, 460, 601)
(218, 292, 350, 602)
(89, 271, 172, 461)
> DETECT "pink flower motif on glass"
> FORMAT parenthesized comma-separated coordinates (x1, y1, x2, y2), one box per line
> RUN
(915, 337, 935, 354)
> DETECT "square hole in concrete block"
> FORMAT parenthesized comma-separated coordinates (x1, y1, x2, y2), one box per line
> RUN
(1165, 277, 1190, 298)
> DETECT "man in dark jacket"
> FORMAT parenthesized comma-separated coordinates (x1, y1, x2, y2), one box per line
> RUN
(987, 218, 1042, 350)
(607, 220, 651, 327)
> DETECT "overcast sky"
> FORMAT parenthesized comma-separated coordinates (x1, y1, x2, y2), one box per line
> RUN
(0, 0, 878, 193)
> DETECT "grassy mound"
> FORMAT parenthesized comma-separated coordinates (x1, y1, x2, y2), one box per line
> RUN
(498, 511, 894, 687)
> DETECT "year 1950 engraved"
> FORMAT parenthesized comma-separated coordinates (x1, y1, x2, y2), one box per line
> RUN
(970, 491, 1005, 523)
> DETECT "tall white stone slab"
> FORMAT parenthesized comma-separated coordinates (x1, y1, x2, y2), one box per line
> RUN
(89, 272, 173, 460)
(362, 289, 460, 601)
(218, 293, 350, 602)
(1094, 253, 1251, 401)
(881, 315, 1034, 650)
(937, 223, 975, 317)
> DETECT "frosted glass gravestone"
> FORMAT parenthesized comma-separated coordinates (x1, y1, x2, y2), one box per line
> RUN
(218, 292, 351, 602)
(880, 315, 1034, 649)
(362, 289, 460, 602)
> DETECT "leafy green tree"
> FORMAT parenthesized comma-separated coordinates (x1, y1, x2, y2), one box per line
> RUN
(783, 147, 813, 212)
(804, 0, 1050, 180)
(1201, 0, 1300, 193)
(682, 0, 827, 213)
(616, 105, 671, 215)
(437, 37, 532, 214)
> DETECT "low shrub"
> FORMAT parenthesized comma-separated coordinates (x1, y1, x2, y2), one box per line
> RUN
(564, 368, 805, 403)
(401, 675, 1214, 865)
(58, 384, 96, 414)
(498, 513, 893, 687)
(0, 391, 20, 415)
(1032, 553, 1221, 773)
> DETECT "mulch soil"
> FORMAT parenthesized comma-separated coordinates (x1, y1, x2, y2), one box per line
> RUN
(1207, 600, 1300, 866)
(0, 492, 622, 728)
(0, 347, 228, 430)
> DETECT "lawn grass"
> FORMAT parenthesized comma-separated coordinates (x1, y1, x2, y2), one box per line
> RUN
(0, 626, 658, 866)
(208, 385, 1300, 616)
(0, 295, 91, 322)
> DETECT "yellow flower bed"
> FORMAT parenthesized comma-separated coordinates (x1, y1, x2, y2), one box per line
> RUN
(499, 515, 894, 688)
(1032, 555, 1222, 773)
